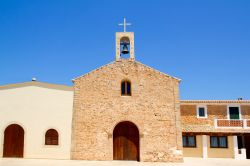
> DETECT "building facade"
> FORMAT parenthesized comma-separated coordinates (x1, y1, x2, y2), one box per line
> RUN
(0, 81, 73, 159)
(0, 29, 250, 162)
(71, 59, 182, 162)
(181, 100, 250, 159)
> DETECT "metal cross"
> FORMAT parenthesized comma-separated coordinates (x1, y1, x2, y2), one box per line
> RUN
(118, 18, 131, 32)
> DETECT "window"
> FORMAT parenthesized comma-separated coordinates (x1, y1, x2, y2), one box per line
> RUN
(197, 106, 207, 118)
(182, 135, 196, 147)
(228, 107, 240, 120)
(210, 136, 228, 148)
(121, 80, 131, 96)
(45, 129, 59, 145)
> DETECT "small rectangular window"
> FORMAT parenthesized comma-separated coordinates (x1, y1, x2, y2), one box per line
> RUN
(197, 106, 207, 118)
(229, 107, 240, 120)
(121, 80, 131, 96)
(199, 107, 205, 117)
(182, 135, 196, 147)
(210, 136, 228, 148)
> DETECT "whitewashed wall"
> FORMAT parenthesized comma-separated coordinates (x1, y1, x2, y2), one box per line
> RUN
(0, 83, 73, 159)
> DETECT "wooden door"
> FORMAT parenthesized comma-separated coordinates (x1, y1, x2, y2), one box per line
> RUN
(3, 124, 24, 158)
(113, 121, 139, 161)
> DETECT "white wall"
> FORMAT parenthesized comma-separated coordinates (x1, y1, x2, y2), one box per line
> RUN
(0, 85, 73, 159)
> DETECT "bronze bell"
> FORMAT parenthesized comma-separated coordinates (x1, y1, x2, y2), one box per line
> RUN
(121, 44, 129, 54)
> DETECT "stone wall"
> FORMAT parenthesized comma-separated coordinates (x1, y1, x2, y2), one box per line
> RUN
(71, 60, 183, 162)
(180, 105, 227, 126)
(242, 105, 250, 119)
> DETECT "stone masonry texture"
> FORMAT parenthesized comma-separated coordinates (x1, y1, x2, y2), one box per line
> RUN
(71, 59, 183, 162)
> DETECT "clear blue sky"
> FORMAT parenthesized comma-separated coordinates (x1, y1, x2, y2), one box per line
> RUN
(0, 0, 249, 100)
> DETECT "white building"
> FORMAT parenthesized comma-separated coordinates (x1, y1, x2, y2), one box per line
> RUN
(0, 81, 73, 159)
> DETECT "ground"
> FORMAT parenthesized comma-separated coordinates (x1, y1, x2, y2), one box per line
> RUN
(0, 158, 249, 166)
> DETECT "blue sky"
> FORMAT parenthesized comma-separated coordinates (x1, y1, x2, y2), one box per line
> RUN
(0, 0, 249, 100)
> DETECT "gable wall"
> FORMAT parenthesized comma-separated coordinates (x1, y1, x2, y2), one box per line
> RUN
(71, 60, 183, 162)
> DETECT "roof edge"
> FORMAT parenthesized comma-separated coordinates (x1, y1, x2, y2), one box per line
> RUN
(72, 60, 181, 82)
(135, 61, 181, 82)
(180, 100, 250, 104)
(0, 81, 73, 91)
(72, 61, 115, 82)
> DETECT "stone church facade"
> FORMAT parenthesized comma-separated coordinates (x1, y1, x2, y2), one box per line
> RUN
(71, 59, 182, 162)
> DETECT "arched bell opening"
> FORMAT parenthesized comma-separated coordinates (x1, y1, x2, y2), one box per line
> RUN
(120, 37, 130, 58)
(113, 121, 140, 161)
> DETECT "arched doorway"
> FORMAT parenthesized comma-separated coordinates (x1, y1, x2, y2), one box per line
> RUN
(3, 124, 24, 157)
(113, 121, 139, 161)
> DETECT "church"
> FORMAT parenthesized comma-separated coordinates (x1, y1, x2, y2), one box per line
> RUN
(0, 20, 250, 162)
